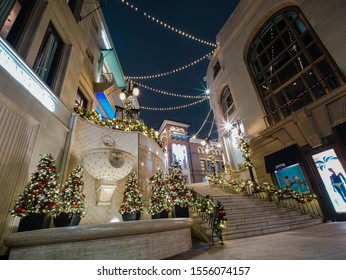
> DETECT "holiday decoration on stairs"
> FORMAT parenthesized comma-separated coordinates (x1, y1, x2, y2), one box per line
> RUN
(147, 169, 172, 218)
(167, 161, 192, 217)
(54, 165, 86, 227)
(11, 154, 60, 231)
(118, 171, 144, 221)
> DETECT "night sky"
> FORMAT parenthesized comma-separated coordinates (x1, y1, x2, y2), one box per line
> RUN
(102, 0, 239, 140)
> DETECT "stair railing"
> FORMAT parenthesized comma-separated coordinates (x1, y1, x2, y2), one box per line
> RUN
(190, 191, 226, 245)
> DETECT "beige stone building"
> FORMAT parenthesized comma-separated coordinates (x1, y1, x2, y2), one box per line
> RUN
(0, 0, 164, 257)
(207, 0, 346, 221)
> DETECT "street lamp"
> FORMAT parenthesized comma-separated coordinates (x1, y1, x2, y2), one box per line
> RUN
(120, 79, 140, 101)
(117, 79, 140, 120)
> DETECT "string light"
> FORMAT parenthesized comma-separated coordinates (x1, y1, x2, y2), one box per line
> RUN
(127, 51, 214, 80)
(120, 0, 217, 47)
(132, 81, 205, 99)
(207, 117, 215, 138)
(194, 108, 212, 137)
(140, 97, 209, 111)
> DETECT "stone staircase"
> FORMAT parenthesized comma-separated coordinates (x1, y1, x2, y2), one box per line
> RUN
(188, 183, 323, 241)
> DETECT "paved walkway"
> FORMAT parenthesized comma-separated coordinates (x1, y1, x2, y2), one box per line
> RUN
(170, 222, 346, 260)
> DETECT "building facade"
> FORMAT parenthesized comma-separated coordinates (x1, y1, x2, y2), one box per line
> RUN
(159, 119, 225, 183)
(207, 0, 346, 221)
(0, 0, 163, 256)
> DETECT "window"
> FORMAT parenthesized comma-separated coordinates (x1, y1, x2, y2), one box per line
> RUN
(0, 0, 36, 48)
(248, 7, 345, 126)
(206, 160, 212, 171)
(221, 86, 235, 118)
(213, 60, 221, 79)
(200, 160, 206, 171)
(76, 88, 88, 109)
(34, 23, 64, 90)
(67, 0, 84, 21)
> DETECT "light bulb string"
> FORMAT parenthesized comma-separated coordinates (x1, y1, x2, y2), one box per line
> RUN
(194, 108, 212, 137)
(120, 0, 217, 47)
(140, 97, 209, 111)
(132, 80, 205, 99)
(126, 50, 214, 80)
(207, 116, 215, 138)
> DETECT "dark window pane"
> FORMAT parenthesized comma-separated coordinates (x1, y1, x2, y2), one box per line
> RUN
(282, 28, 294, 45)
(270, 38, 285, 59)
(260, 83, 271, 97)
(271, 52, 290, 71)
(311, 83, 326, 99)
(269, 76, 280, 91)
(317, 59, 333, 77)
(260, 53, 270, 67)
(295, 54, 308, 71)
(289, 43, 301, 55)
(275, 15, 287, 32)
(251, 61, 261, 75)
(257, 73, 264, 84)
(255, 37, 263, 52)
(301, 32, 313, 46)
(284, 77, 306, 101)
(287, 11, 298, 21)
(326, 75, 341, 90)
(307, 43, 323, 60)
(277, 62, 298, 84)
(261, 22, 277, 45)
(302, 70, 319, 88)
(294, 19, 306, 35)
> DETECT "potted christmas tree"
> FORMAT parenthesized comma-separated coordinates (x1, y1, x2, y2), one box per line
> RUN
(167, 161, 193, 217)
(54, 165, 86, 227)
(118, 171, 143, 221)
(11, 154, 60, 232)
(147, 169, 172, 219)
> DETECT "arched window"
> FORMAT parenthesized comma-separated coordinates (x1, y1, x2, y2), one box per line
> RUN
(221, 86, 235, 118)
(248, 7, 345, 125)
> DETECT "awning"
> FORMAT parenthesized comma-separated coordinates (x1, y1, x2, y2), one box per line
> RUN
(100, 49, 126, 89)
(264, 144, 300, 173)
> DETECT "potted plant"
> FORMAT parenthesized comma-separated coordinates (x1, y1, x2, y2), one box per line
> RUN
(54, 165, 86, 227)
(147, 169, 172, 219)
(167, 161, 192, 217)
(118, 171, 143, 221)
(11, 154, 60, 232)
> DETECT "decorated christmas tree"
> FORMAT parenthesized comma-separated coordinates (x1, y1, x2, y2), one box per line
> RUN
(118, 171, 144, 215)
(147, 169, 172, 216)
(58, 165, 86, 217)
(12, 154, 60, 218)
(167, 161, 192, 208)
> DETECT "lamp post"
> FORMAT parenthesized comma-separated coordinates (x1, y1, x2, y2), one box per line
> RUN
(118, 79, 140, 120)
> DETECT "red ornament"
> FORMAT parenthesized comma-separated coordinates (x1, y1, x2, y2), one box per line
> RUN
(16, 207, 26, 213)
(49, 202, 57, 209)
(37, 181, 45, 188)
(72, 202, 79, 208)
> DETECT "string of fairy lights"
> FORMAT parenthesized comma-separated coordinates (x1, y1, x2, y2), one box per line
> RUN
(115, 0, 217, 138)
(193, 108, 212, 137)
(140, 97, 209, 111)
(126, 50, 214, 80)
(132, 80, 206, 99)
(120, 0, 217, 47)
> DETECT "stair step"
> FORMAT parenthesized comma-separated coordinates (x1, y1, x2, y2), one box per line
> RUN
(222, 218, 322, 240)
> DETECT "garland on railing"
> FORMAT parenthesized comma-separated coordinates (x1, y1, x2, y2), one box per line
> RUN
(237, 133, 253, 168)
(253, 182, 318, 203)
(73, 104, 165, 152)
(194, 194, 227, 233)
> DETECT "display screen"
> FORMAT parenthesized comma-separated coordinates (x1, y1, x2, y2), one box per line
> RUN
(312, 149, 346, 213)
(274, 163, 310, 193)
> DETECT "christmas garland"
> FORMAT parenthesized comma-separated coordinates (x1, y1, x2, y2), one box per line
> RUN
(237, 133, 253, 168)
(74, 104, 165, 152)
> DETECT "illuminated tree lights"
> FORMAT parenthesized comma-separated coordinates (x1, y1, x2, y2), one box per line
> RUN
(12, 154, 60, 218)
(147, 169, 172, 215)
(167, 161, 193, 207)
(118, 171, 144, 215)
(120, 0, 217, 47)
(57, 165, 86, 217)
(74, 104, 165, 151)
